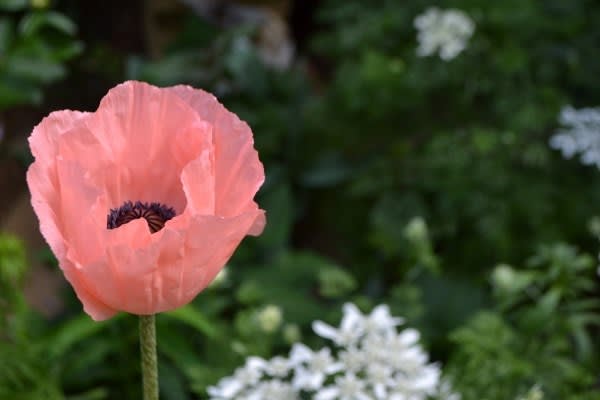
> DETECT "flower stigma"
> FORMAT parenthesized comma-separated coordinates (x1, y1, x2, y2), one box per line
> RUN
(107, 201, 176, 233)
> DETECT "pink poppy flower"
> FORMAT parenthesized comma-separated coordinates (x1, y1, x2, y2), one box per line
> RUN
(27, 81, 266, 321)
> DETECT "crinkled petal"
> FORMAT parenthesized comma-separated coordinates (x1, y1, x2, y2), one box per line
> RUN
(247, 205, 266, 236)
(29, 110, 90, 162)
(79, 210, 261, 315)
(27, 110, 91, 261)
(174, 211, 262, 305)
(180, 151, 215, 215)
(55, 159, 106, 264)
(86, 81, 214, 212)
(27, 163, 66, 261)
(60, 258, 118, 321)
(167, 85, 265, 217)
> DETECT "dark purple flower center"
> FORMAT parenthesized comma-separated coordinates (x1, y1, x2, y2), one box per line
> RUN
(107, 201, 176, 233)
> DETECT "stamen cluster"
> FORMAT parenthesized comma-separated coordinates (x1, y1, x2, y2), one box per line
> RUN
(107, 201, 176, 233)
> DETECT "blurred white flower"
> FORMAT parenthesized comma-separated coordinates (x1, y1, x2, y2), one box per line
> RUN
(366, 364, 394, 399)
(290, 344, 344, 390)
(265, 356, 292, 377)
(315, 373, 371, 400)
(436, 379, 462, 400)
(207, 375, 243, 399)
(257, 304, 283, 333)
(208, 357, 266, 399)
(312, 306, 364, 346)
(312, 303, 403, 346)
(549, 105, 600, 168)
(404, 216, 428, 242)
(208, 303, 456, 400)
(338, 346, 365, 372)
(209, 266, 229, 288)
(414, 7, 475, 60)
(245, 379, 298, 400)
(492, 264, 517, 290)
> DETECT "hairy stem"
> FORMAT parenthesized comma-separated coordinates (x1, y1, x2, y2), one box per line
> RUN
(139, 314, 159, 400)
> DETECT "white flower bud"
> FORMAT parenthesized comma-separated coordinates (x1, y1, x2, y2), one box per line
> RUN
(257, 304, 283, 333)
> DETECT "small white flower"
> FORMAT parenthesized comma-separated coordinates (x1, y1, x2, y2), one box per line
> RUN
(414, 7, 475, 60)
(207, 375, 244, 399)
(290, 344, 344, 390)
(436, 379, 462, 400)
(361, 332, 387, 364)
(207, 357, 267, 399)
(550, 105, 600, 168)
(246, 379, 298, 400)
(338, 346, 365, 372)
(315, 372, 372, 400)
(265, 356, 292, 377)
(234, 357, 266, 385)
(313, 303, 403, 346)
(411, 364, 442, 394)
(383, 329, 425, 369)
(313, 303, 365, 346)
(366, 364, 394, 399)
(362, 304, 405, 334)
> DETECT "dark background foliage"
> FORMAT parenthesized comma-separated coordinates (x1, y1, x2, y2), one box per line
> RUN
(0, 0, 599, 399)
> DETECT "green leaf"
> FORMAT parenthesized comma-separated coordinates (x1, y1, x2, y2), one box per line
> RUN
(52, 40, 84, 61)
(163, 305, 217, 339)
(158, 362, 189, 400)
(537, 288, 562, 316)
(0, 18, 13, 55)
(126, 52, 206, 86)
(256, 182, 293, 250)
(0, 0, 27, 11)
(300, 152, 354, 187)
(5, 56, 65, 83)
(47, 314, 121, 359)
(0, 78, 41, 109)
(237, 251, 343, 325)
(19, 11, 77, 36)
(156, 327, 204, 371)
(66, 388, 109, 400)
(318, 265, 357, 298)
(0, 233, 27, 287)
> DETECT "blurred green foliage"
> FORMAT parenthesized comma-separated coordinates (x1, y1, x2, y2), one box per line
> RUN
(449, 243, 600, 399)
(0, 0, 82, 109)
(1, 0, 600, 399)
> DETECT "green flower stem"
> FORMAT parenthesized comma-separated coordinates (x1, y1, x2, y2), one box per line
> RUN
(139, 314, 159, 400)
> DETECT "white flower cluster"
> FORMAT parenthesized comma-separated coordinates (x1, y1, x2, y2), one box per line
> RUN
(414, 7, 475, 60)
(208, 303, 458, 400)
(549, 105, 600, 168)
